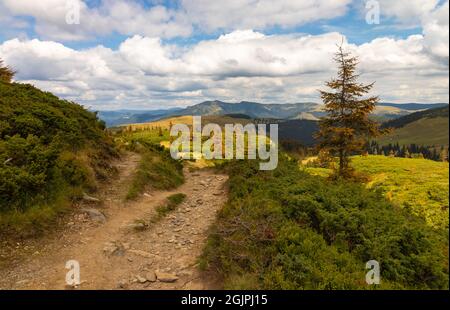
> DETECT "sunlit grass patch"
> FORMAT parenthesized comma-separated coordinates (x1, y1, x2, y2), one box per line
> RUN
(303, 155, 449, 229)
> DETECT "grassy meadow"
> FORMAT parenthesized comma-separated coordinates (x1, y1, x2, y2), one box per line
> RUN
(305, 155, 449, 229)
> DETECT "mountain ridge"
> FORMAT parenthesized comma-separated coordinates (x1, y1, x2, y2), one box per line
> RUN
(99, 100, 449, 127)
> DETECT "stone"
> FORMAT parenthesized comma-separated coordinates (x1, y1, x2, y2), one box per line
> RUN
(127, 222, 147, 231)
(81, 208, 106, 223)
(82, 192, 100, 203)
(155, 271, 178, 283)
(136, 275, 147, 283)
(15, 279, 30, 286)
(146, 271, 157, 282)
(103, 242, 119, 256)
(117, 279, 129, 289)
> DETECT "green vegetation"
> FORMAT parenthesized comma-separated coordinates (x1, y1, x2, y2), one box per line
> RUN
(0, 82, 117, 236)
(117, 126, 171, 145)
(202, 155, 448, 289)
(0, 59, 14, 83)
(316, 46, 382, 177)
(124, 139, 184, 200)
(378, 116, 449, 147)
(382, 106, 449, 129)
(306, 155, 449, 229)
(153, 193, 186, 221)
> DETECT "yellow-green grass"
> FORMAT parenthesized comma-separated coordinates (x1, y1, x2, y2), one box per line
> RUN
(124, 128, 171, 145)
(122, 115, 253, 131)
(305, 155, 449, 229)
(126, 150, 184, 200)
(378, 116, 449, 146)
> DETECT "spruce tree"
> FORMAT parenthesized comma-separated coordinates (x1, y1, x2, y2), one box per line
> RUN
(316, 45, 383, 177)
(0, 58, 15, 83)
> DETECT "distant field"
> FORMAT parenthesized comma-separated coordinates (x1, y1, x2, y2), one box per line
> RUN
(378, 116, 449, 146)
(123, 115, 253, 131)
(305, 155, 449, 229)
(124, 115, 194, 131)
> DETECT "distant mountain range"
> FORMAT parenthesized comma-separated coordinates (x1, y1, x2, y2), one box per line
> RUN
(170, 100, 321, 120)
(98, 100, 448, 127)
(97, 108, 182, 127)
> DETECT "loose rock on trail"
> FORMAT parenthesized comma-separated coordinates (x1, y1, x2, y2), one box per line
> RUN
(0, 152, 228, 290)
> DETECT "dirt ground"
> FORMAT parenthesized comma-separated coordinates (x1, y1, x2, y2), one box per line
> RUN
(0, 152, 228, 290)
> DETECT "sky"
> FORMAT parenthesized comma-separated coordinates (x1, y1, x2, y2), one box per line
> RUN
(0, 0, 448, 110)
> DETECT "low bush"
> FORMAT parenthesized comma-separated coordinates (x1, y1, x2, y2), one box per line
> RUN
(0, 82, 117, 236)
(201, 155, 448, 289)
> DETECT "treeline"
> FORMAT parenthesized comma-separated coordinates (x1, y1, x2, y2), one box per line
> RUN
(366, 141, 449, 161)
(381, 106, 449, 129)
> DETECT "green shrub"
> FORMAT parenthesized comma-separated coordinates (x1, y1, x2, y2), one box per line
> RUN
(126, 147, 184, 200)
(154, 193, 186, 220)
(202, 155, 448, 289)
(0, 82, 117, 236)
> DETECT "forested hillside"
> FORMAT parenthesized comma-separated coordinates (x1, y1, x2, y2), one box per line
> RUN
(375, 106, 449, 157)
(382, 106, 449, 129)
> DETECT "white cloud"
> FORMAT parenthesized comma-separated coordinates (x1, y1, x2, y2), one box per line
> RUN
(181, 0, 352, 32)
(422, 1, 449, 61)
(1, 0, 192, 40)
(1, 29, 448, 109)
(118, 35, 183, 75)
(376, 0, 440, 26)
(0, 0, 355, 41)
(375, 0, 449, 62)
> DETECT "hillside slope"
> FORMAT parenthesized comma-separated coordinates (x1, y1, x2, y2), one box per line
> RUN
(382, 106, 449, 129)
(0, 82, 117, 236)
(378, 107, 449, 146)
(172, 100, 319, 119)
(99, 101, 448, 127)
(169, 100, 447, 120)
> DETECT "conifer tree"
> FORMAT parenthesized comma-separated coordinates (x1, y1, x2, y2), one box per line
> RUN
(316, 45, 383, 177)
(0, 58, 15, 83)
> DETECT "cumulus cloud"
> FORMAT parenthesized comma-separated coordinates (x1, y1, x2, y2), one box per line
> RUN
(181, 0, 352, 32)
(0, 29, 448, 109)
(0, 0, 447, 108)
(0, 0, 355, 41)
(422, 1, 449, 61)
(376, 0, 440, 26)
(1, 0, 192, 40)
(375, 0, 449, 62)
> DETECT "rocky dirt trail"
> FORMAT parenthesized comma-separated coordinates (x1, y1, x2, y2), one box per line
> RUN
(0, 152, 228, 290)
